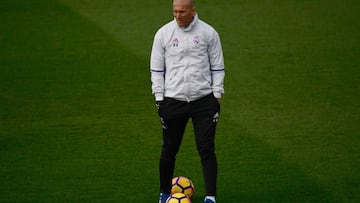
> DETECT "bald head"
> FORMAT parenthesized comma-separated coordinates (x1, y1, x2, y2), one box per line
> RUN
(173, 0, 194, 7)
(173, 0, 195, 27)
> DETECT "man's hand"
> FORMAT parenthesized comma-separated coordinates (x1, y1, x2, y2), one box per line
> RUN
(155, 100, 163, 110)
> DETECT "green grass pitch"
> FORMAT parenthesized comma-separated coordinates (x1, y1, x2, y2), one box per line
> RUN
(1, 0, 359, 202)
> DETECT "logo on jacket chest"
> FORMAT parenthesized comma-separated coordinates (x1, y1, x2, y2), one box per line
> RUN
(171, 36, 202, 48)
(193, 36, 200, 45)
(172, 38, 179, 47)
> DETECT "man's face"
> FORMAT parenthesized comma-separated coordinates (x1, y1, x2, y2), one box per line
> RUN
(173, 1, 195, 27)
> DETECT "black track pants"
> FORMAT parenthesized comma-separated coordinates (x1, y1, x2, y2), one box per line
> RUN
(158, 94, 220, 196)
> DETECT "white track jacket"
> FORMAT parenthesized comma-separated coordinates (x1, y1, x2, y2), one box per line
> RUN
(150, 14, 225, 102)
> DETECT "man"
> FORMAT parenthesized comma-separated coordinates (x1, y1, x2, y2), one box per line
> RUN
(150, 0, 224, 202)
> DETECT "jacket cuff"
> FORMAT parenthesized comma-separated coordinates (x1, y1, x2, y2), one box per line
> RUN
(213, 92, 222, 99)
(155, 93, 164, 101)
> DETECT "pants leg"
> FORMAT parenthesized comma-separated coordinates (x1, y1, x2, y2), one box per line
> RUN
(158, 98, 189, 194)
(191, 94, 220, 196)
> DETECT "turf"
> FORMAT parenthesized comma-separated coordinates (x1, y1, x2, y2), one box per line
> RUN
(0, 0, 359, 202)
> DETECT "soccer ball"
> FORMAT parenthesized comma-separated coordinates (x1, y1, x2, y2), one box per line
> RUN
(171, 176, 194, 199)
(166, 193, 191, 203)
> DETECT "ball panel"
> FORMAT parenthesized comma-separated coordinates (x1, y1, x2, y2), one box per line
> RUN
(183, 187, 194, 198)
(171, 185, 183, 194)
(178, 177, 191, 188)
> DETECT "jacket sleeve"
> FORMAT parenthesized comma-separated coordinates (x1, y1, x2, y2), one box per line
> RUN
(150, 31, 165, 101)
(209, 30, 225, 98)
